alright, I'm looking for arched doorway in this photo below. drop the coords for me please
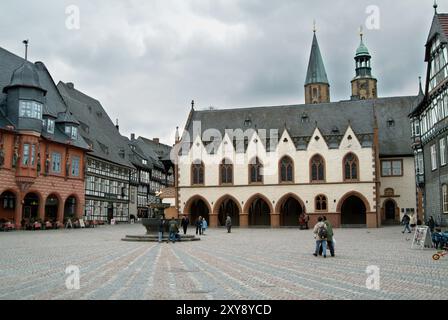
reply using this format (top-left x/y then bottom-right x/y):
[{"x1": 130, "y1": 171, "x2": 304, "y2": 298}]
[
  {"x1": 217, "y1": 197, "x2": 240, "y2": 227},
  {"x1": 23, "y1": 193, "x2": 40, "y2": 221},
  {"x1": 0, "y1": 191, "x2": 16, "y2": 221},
  {"x1": 340, "y1": 195, "x2": 367, "y2": 226},
  {"x1": 279, "y1": 197, "x2": 303, "y2": 227},
  {"x1": 64, "y1": 196, "x2": 77, "y2": 220},
  {"x1": 188, "y1": 198, "x2": 210, "y2": 226},
  {"x1": 248, "y1": 197, "x2": 271, "y2": 226},
  {"x1": 45, "y1": 194, "x2": 59, "y2": 221},
  {"x1": 385, "y1": 200, "x2": 396, "y2": 221}
]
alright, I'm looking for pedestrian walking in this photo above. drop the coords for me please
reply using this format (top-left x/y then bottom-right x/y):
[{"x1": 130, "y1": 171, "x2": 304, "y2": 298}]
[
  {"x1": 158, "y1": 218, "x2": 166, "y2": 243},
  {"x1": 305, "y1": 213, "x2": 310, "y2": 230},
  {"x1": 225, "y1": 215, "x2": 232, "y2": 233},
  {"x1": 401, "y1": 213, "x2": 412, "y2": 234},
  {"x1": 313, "y1": 217, "x2": 328, "y2": 258},
  {"x1": 202, "y1": 218, "x2": 208, "y2": 235},
  {"x1": 181, "y1": 215, "x2": 190, "y2": 235},
  {"x1": 427, "y1": 216, "x2": 436, "y2": 233},
  {"x1": 168, "y1": 217, "x2": 179, "y2": 243},
  {"x1": 196, "y1": 216, "x2": 203, "y2": 235}
]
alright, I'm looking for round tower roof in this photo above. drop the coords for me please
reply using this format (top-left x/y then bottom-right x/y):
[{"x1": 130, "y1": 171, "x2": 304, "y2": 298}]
[
  {"x1": 356, "y1": 40, "x2": 371, "y2": 57},
  {"x1": 3, "y1": 62, "x2": 46, "y2": 93}
]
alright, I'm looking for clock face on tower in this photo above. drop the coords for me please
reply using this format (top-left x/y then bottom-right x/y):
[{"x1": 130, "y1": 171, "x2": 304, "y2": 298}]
[{"x1": 359, "y1": 81, "x2": 368, "y2": 90}]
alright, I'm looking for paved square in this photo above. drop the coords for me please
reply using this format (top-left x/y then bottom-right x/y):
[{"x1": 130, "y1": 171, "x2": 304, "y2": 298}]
[{"x1": 0, "y1": 225, "x2": 447, "y2": 300}]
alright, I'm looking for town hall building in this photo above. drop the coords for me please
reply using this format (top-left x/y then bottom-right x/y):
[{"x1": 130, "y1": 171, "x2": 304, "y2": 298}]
[{"x1": 173, "y1": 29, "x2": 420, "y2": 229}]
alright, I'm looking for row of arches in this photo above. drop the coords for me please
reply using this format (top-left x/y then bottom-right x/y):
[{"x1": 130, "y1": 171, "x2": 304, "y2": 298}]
[
  {"x1": 184, "y1": 192, "x2": 369, "y2": 227},
  {"x1": 191, "y1": 153, "x2": 359, "y2": 185},
  {"x1": 0, "y1": 190, "x2": 79, "y2": 223}
]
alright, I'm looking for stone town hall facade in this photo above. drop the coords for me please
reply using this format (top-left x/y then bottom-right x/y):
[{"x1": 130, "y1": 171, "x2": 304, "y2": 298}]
[{"x1": 174, "y1": 30, "x2": 420, "y2": 229}]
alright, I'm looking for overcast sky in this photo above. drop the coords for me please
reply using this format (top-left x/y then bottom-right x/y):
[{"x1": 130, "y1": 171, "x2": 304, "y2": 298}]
[{"x1": 0, "y1": 0, "x2": 442, "y2": 145}]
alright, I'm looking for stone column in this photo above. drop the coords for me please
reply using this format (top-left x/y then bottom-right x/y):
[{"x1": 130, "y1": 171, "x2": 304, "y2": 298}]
[
  {"x1": 271, "y1": 213, "x2": 280, "y2": 228},
  {"x1": 209, "y1": 213, "x2": 218, "y2": 228},
  {"x1": 14, "y1": 196, "x2": 23, "y2": 230},
  {"x1": 57, "y1": 200, "x2": 64, "y2": 223},
  {"x1": 39, "y1": 199, "x2": 45, "y2": 221},
  {"x1": 366, "y1": 212, "x2": 377, "y2": 228},
  {"x1": 240, "y1": 213, "x2": 249, "y2": 228}
]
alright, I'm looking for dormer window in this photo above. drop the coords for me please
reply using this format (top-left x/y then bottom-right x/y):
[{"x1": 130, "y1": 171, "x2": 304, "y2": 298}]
[
  {"x1": 387, "y1": 118, "x2": 395, "y2": 127},
  {"x1": 301, "y1": 113, "x2": 309, "y2": 123},
  {"x1": 46, "y1": 119, "x2": 55, "y2": 134},
  {"x1": 19, "y1": 100, "x2": 42, "y2": 120},
  {"x1": 142, "y1": 159, "x2": 148, "y2": 165},
  {"x1": 65, "y1": 125, "x2": 78, "y2": 140}
]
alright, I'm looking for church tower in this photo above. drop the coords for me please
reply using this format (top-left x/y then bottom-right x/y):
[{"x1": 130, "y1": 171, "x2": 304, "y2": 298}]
[
  {"x1": 304, "y1": 27, "x2": 330, "y2": 104},
  {"x1": 351, "y1": 29, "x2": 378, "y2": 100}
]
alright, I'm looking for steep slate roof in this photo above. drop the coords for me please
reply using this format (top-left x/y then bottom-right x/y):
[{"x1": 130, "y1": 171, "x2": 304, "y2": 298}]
[
  {"x1": 133, "y1": 137, "x2": 169, "y2": 169},
  {"x1": 426, "y1": 13, "x2": 448, "y2": 61},
  {"x1": 57, "y1": 81, "x2": 134, "y2": 168},
  {"x1": 0, "y1": 47, "x2": 89, "y2": 150},
  {"x1": 184, "y1": 96, "x2": 418, "y2": 156},
  {"x1": 305, "y1": 33, "x2": 329, "y2": 85}
]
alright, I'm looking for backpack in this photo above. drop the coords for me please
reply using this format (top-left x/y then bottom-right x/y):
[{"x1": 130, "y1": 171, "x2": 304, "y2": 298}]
[{"x1": 318, "y1": 226, "x2": 328, "y2": 239}]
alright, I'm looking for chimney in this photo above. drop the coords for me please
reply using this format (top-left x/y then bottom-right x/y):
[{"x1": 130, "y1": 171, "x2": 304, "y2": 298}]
[
  {"x1": 153, "y1": 138, "x2": 160, "y2": 144},
  {"x1": 115, "y1": 119, "x2": 119, "y2": 131},
  {"x1": 67, "y1": 82, "x2": 74, "y2": 89},
  {"x1": 131, "y1": 133, "x2": 135, "y2": 141}
]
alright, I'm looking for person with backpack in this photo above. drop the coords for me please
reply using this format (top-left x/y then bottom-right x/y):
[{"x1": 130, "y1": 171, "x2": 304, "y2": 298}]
[
  {"x1": 319, "y1": 216, "x2": 335, "y2": 257},
  {"x1": 427, "y1": 216, "x2": 436, "y2": 233},
  {"x1": 313, "y1": 216, "x2": 328, "y2": 258},
  {"x1": 401, "y1": 214, "x2": 411, "y2": 234},
  {"x1": 168, "y1": 217, "x2": 179, "y2": 243}
]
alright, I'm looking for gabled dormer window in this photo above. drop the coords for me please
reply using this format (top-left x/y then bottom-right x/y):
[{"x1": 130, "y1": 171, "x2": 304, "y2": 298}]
[
  {"x1": 142, "y1": 159, "x2": 148, "y2": 165},
  {"x1": 19, "y1": 100, "x2": 42, "y2": 120}
]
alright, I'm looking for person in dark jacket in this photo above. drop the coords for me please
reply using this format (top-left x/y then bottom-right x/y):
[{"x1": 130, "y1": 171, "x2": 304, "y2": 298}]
[
  {"x1": 401, "y1": 214, "x2": 411, "y2": 234},
  {"x1": 168, "y1": 218, "x2": 179, "y2": 243},
  {"x1": 181, "y1": 215, "x2": 190, "y2": 235},
  {"x1": 427, "y1": 216, "x2": 436, "y2": 233},
  {"x1": 158, "y1": 218, "x2": 166, "y2": 243},
  {"x1": 196, "y1": 216, "x2": 203, "y2": 235},
  {"x1": 319, "y1": 217, "x2": 335, "y2": 257},
  {"x1": 225, "y1": 215, "x2": 232, "y2": 233}
]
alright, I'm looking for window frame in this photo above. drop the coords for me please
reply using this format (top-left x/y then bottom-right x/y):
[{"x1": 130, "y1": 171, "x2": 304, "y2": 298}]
[
  {"x1": 279, "y1": 156, "x2": 294, "y2": 184},
  {"x1": 219, "y1": 159, "x2": 234, "y2": 185},
  {"x1": 381, "y1": 159, "x2": 404, "y2": 177},
  {"x1": 431, "y1": 145, "x2": 438, "y2": 171},
  {"x1": 310, "y1": 154, "x2": 326, "y2": 183},
  {"x1": 343, "y1": 153, "x2": 359, "y2": 182},
  {"x1": 191, "y1": 161, "x2": 205, "y2": 186},
  {"x1": 440, "y1": 138, "x2": 447, "y2": 166},
  {"x1": 51, "y1": 152, "x2": 62, "y2": 174},
  {"x1": 443, "y1": 184, "x2": 448, "y2": 214},
  {"x1": 315, "y1": 194, "x2": 328, "y2": 212},
  {"x1": 249, "y1": 158, "x2": 264, "y2": 184}
]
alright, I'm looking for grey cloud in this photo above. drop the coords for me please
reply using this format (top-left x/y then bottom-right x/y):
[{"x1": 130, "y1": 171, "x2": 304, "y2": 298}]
[{"x1": 0, "y1": 0, "x2": 441, "y2": 144}]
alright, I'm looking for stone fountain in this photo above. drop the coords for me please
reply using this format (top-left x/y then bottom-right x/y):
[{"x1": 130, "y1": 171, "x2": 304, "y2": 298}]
[{"x1": 122, "y1": 203, "x2": 200, "y2": 242}]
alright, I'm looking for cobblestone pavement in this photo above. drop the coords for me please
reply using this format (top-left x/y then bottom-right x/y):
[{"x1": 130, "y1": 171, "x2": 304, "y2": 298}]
[{"x1": 0, "y1": 225, "x2": 447, "y2": 300}]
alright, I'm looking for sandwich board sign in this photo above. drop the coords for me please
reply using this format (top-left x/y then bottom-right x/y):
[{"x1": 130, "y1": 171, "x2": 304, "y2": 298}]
[{"x1": 411, "y1": 226, "x2": 432, "y2": 249}]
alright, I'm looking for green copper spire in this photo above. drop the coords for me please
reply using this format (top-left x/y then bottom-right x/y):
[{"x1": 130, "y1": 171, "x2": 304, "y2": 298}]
[
  {"x1": 356, "y1": 27, "x2": 371, "y2": 57},
  {"x1": 305, "y1": 32, "x2": 329, "y2": 85}
]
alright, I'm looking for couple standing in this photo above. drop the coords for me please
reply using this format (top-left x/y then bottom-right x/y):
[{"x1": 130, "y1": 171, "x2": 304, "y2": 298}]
[{"x1": 313, "y1": 216, "x2": 335, "y2": 258}]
